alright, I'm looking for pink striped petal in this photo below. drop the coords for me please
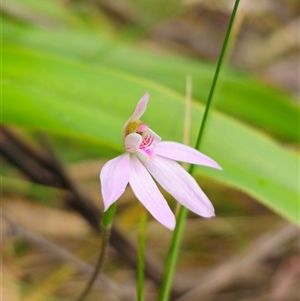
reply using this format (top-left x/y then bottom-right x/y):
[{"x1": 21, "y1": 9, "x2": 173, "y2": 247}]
[
  {"x1": 144, "y1": 156, "x2": 215, "y2": 218},
  {"x1": 129, "y1": 155, "x2": 175, "y2": 230},
  {"x1": 100, "y1": 153, "x2": 130, "y2": 211},
  {"x1": 155, "y1": 141, "x2": 221, "y2": 169}
]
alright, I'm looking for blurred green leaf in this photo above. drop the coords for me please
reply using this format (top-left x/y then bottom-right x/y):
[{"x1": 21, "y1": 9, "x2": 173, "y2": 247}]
[
  {"x1": 2, "y1": 0, "x2": 79, "y2": 26},
  {"x1": 3, "y1": 17, "x2": 298, "y2": 143},
  {"x1": 2, "y1": 45, "x2": 298, "y2": 224},
  {"x1": 100, "y1": 49, "x2": 299, "y2": 143},
  {"x1": 2, "y1": 176, "x2": 61, "y2": 206}
]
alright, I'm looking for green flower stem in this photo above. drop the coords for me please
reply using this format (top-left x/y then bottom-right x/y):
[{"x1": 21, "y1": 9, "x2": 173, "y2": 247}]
[
  {"x1": 102, "y1": 202, "x2": 118, "y2": 229},
  {"x1": 76, "y1": 202, "x2": 117, "y2": 301},
  {"x1": 137, "y1": 208, "x2": 148, "y2": 301},
  {"x1": 158, "y1": 1, "x2": 241, "y2": 301},
  {"x1": 195, "y1": 0, "x2": 241, "y2": 151}
]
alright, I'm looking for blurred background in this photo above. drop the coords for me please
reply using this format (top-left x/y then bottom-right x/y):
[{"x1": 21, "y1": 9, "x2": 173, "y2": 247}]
[{"x1": 2, "y1": 0, "x2": 299, "y2": 301}]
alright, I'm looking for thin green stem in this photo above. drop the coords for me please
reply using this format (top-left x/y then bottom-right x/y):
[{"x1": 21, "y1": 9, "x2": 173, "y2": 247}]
[
  {"x1": 158, "y1": 1, "x2": 241, "y2": 301},
  {"x1": 194, "y1": 1, "x2": 241, "y2": 153},
  {"x1": 137, "y1": 209, "x2": 147, "y2": 301},
  {"x1": 76, "y1": 203, "x2": 117, "y2": 301}
]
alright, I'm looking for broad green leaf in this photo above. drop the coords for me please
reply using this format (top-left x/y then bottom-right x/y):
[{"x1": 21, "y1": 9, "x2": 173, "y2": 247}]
[
  {"x1": 100, "y1": 49, "x2": 298, "y2": 143},
  {"x1": 2, "y1": 18, "x2": 298, "y2": 143},
  {"x1": 2, "y1": 46, "x2": 299, "y2": 224}
]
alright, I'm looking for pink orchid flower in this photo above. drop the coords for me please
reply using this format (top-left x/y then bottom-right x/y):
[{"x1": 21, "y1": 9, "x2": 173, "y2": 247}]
[{"x1": 100, "y1": 93, "x2": 221, "y2": 230}]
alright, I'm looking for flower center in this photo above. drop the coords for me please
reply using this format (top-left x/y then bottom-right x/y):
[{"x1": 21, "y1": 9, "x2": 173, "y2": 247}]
[
  {"x1": 125, "y1": 121, "x2": 148, "y2": 137},
  {"x1": 124, "y1": 122, "x2": 161, "y2": 162}
]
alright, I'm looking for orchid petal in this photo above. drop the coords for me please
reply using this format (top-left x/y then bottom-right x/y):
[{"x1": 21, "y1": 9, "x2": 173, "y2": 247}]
[
  {"x1": 144, "y1": 156, "x2": 215, "y2": 218},
  {"x1": 123, "y1": 93, "x2": 149, "y2": 132},
  {"x1": 100, "y1": 153, "x2": 130, "y2": 211},
  {"x1": 155, "y1": 141, "x2": 222, "y2": 170},
  {"x1": 129, "y1": 92, "x2": 149, "y2": 121},
  {"x1": 129, "y1": 155, "x2": 175, "y2": 230}
]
